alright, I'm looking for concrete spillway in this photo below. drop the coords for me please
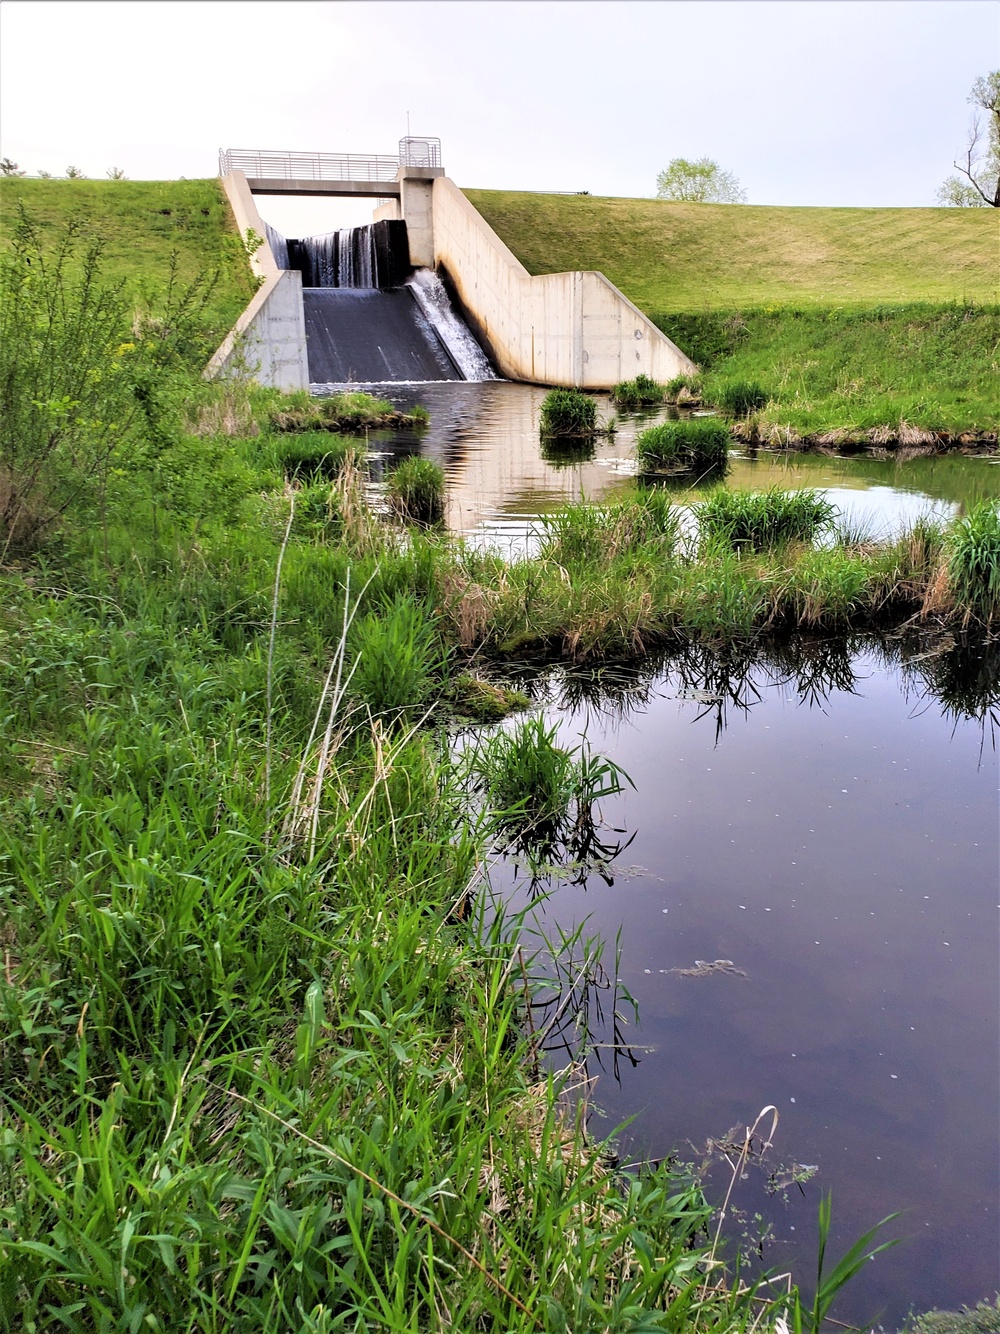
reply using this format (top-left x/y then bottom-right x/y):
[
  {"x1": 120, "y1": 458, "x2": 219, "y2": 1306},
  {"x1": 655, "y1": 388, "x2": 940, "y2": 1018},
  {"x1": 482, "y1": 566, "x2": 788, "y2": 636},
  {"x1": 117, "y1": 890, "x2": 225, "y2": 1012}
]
[
  {"x1": 276, "y1": 218, "x2": 495, "y2": 384},
  {"x1": 302, "y1": 287, "x2": 463, "y2": 383}
]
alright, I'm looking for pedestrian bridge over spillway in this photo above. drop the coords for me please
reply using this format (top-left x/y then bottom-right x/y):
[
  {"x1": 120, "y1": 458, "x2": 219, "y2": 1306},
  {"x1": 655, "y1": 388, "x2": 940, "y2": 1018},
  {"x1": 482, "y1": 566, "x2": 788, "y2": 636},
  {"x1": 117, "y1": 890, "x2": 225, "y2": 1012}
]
[
  {"x1": 209, "y1": 140, "x2": 695, "y2": 391},
  {"x1": 218, "y1": 139, "x2": 443, "y2": 198}
]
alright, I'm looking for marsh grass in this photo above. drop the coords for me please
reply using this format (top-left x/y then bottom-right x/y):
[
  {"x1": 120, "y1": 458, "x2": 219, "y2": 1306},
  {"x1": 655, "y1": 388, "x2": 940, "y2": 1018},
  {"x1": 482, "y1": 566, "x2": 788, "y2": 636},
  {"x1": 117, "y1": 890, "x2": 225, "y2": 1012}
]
[
  {"x1": 636, "y1": 419, "x2": 730, "y2": 474},
  {"x1": 611, "y1": 374, "x2": 664, "y2": 409},
  {"x1": 695, "y1": 488, "x2": 836, "y2": 552},
  {"x1": 385, "y1": 455, "x2": 445, "y2": 525},
  {"x1": 540, "y1": 388, "x2": 598, "y2": 437},
  {"x1": 277, "y1": 432, "x2": 362, "y2": 481},
  {"x1": 267, "y1": 389, "x2": 429, "y2": 434},
  {"x1": 946, "y1": 501, "x2": 1000, "y2": 623}
]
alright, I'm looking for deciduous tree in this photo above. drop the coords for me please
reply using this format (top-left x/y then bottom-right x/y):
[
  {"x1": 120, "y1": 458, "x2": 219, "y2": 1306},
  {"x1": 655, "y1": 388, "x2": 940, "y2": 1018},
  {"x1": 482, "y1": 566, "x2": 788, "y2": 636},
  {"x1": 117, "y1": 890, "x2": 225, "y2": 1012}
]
[
  {"x1": 656, "y1": 157, "x2": 746, "y2": 203},
  {"x1": 937, "y1": 71, "x2": 1000, "y2": 207}
]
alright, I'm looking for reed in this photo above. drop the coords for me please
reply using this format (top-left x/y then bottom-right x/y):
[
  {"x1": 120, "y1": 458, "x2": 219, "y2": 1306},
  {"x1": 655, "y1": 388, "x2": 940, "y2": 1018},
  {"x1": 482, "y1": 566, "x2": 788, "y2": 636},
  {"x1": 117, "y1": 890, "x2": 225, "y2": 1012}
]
[
  {"x1": 385, "y1": 455, "x2": 446, "y2": 526},
  {"x1": 539, "y1": 388, "x2": 598, "y2": 437},
  {"x1": 635, "y1": 418, "x2": 730, "y2": 473}
]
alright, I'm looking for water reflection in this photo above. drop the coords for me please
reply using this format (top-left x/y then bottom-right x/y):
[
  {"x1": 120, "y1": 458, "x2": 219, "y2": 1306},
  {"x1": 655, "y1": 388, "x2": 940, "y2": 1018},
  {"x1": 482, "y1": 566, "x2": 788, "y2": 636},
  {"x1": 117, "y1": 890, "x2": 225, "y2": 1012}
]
[
  {"x1": 483, "y1": 633, "x2": 1000, "y2": 1323},
  {"x1": 318, "y1": 381, "x2": 1000, "y2": 545}
]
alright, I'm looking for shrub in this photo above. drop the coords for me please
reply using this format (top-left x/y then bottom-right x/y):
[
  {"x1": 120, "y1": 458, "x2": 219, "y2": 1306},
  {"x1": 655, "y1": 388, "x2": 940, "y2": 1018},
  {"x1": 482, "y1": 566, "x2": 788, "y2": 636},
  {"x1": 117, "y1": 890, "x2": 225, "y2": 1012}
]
[
  {"x1": 386, "y1": 456, "x2": 445, "y2": 525},
  {"x1": 611, "y1": 374, "x2": 664, "y2": 408},
  {"x1": 948, "y1": 501, "x2": 1000, "y2": 619},
  {"x1": 539, "y1": 388, "x2": 598, "y2": 437},
  {"x1": 696, "y1": 487, "x2": 836, "y2": 551},
  {"x1": 715, "y1": 379, "x2": 769, "y2": 417},
  {"x1": 636, "y1": 419, "x2": 730, "y2": 473}
]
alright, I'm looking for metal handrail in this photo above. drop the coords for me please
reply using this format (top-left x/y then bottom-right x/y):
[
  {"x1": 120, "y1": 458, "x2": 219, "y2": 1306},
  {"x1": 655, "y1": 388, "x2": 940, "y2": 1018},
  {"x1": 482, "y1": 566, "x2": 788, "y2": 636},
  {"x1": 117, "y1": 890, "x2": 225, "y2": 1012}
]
[{"x1": 218, "y1": 148, "x2": 403, "y2": 182}]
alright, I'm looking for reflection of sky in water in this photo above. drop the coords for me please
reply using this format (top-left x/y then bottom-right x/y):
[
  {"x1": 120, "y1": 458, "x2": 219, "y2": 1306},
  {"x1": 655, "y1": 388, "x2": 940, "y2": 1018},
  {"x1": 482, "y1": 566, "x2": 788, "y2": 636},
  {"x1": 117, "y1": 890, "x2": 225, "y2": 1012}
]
[
  {"x1": 484, "y1": 645, "x2": 999, "y2": 1325},
  {"x1": 336, "y1": 381, "x2": 995, "y2": 554}
]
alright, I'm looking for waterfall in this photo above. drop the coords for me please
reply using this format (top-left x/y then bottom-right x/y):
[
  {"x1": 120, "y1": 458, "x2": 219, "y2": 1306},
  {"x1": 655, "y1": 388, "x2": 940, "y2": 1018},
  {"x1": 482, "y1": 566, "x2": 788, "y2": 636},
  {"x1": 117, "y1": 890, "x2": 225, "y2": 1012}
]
[
  {"x1": 284, "y1": 219, "x2": 410, "y2": 289},
  {"x1": 263, "y1": 221, "x2": 288, "y2": 270},
  {"x1": 404, "y1": 270, "x2": 497, "y2": 382}
]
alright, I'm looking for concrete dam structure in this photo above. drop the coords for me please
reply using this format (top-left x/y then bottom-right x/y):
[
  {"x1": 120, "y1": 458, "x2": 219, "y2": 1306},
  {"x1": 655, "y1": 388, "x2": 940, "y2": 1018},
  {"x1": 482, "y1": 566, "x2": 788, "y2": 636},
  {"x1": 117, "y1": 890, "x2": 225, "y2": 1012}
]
[{"x1": 207, "y1": 141, "x2": 695, "y2": 391}]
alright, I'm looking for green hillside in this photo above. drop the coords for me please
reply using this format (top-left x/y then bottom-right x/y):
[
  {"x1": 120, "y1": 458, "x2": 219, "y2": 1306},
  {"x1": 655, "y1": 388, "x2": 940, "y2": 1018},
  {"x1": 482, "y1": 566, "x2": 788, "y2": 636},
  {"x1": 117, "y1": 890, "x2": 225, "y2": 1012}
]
[
  {"x1": 0, "y1": 178, "x2": 256, "y2": 354},
  {"x1": 463, "y1": 191, "x2": 999, "y2": 311}
]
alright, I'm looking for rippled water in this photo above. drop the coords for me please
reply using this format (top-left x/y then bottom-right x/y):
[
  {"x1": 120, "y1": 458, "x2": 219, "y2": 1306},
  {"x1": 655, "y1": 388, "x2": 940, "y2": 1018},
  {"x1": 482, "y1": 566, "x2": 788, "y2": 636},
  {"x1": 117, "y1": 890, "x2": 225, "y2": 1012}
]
[
  {"x1": 481, "y1": 640, "x2": 999, "y2": 1324},
  {"x1": 316, "y1": 380, "x2": 1000, "y2": 551}
]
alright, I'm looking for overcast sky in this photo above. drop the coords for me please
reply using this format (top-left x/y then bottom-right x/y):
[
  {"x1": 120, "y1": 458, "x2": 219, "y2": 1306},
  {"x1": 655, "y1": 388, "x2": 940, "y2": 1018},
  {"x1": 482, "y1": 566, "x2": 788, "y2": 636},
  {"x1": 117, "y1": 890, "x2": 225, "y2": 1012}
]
[{"x1": 2, "y1": 0, "x2": 998, "y2": 233}]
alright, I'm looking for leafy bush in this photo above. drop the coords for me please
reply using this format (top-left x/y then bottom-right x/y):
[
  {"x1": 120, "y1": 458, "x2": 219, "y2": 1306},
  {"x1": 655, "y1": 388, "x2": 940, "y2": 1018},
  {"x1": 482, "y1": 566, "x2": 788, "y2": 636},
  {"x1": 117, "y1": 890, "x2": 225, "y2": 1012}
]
[
  {"x1": 611, "y1": 374, "x2": 664, "y2": 409},
  {"x1": 386, "y1": 456, "x2": 445, "y2": 525},
  {"x1": 715, "y1": 379, "x2": 769, "y2": 417},
  {"x1": 696, "y1": 487, "x2": 836, "y2": 551},
  {"x1": 636, "y1": 419, "x2": 730, "y2": 472},
  {"x1": 539, "y1": 388, "x2": 598, "y2": 437}
]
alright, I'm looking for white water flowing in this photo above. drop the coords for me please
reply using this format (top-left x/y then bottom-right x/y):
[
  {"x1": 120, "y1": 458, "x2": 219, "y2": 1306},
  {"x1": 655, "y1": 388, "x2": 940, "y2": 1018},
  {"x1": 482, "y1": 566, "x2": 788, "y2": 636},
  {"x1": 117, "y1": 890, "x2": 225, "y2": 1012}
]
[{"x1": 404, "y1": 269, "x2": 497, "y2": 382}]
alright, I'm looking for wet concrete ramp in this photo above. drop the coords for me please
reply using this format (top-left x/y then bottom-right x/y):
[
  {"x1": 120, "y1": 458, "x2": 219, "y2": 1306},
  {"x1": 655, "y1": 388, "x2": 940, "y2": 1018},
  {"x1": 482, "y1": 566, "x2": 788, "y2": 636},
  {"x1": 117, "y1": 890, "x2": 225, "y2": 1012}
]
[{"x1": 303, "y1": 288, "x2": 461, "y2": 383}]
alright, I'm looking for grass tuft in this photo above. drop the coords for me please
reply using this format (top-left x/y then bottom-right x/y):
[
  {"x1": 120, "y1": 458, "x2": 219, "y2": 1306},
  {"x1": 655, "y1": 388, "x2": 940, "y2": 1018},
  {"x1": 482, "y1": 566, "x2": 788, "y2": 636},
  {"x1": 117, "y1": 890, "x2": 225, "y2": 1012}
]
[
  {"x1": 636, "y1": 419, "x2": 730, "y2": 473},
  {"x1": 611, "y1": 373, "x2": 664, "y2": 409},
  {"x1": 696, "y1": 487, "x2": 836, "y2": 551},
  {"x1": 540, "y1": 388, "x2": 598, "y2": 437},
  {"x1": 947, "y1": 501, "x2": 1000, "y2": 622},
  {"x1": 386, "y1": 456, "x2": 445, "y2": 525},
  {"x1": 714, "y1": 379, "x2": 769, "y2": 417}
]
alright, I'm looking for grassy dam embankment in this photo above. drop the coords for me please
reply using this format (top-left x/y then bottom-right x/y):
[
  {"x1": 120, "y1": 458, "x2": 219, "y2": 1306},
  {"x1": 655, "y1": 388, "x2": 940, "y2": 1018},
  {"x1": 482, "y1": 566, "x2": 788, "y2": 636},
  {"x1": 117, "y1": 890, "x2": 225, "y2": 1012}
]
[{"x1": 465, "y1": 191, "x2": 1000, "y2": 440}]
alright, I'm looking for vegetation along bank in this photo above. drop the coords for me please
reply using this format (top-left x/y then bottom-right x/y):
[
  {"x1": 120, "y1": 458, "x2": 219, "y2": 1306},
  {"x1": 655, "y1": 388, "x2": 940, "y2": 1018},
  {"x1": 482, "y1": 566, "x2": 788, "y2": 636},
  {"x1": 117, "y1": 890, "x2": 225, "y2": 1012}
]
[
  {"x1": 2, "y1": 185, "x2": 998, "y2": 1330},
  {"x1": 466, "y1": 191, "x2": 999, "y2": 445}
]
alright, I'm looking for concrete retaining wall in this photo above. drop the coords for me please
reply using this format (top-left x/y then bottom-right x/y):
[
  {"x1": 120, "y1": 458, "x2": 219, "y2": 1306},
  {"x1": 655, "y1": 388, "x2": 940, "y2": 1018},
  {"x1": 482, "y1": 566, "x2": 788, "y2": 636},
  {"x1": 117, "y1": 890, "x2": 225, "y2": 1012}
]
[
  {"x1": 205, "y1": 172, "x2": 309, "y2": 391},
  {"x1": 430, "y1": 178, "x2": 696, "y2": 388}
]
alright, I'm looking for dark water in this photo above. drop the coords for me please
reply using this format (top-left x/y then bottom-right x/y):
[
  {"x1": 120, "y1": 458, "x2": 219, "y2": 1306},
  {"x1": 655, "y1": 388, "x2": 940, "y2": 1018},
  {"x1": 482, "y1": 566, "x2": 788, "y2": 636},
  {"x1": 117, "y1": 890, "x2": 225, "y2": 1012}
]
[
  {"x1": 316, "y1": 381, "x2": 1000, "y2": 541},
  {"x1": 481, "y1": 639, "x2": 1000, "y2": 1325},
  {"x1": 303, "y1": 289, "x2": 462, "y2": 383}
]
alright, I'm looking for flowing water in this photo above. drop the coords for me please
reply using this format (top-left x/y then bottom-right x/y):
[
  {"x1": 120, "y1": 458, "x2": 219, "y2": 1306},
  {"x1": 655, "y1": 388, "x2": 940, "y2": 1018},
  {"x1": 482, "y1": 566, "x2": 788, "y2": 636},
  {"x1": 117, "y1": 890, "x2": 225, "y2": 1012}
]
[{"x1": 319, "y1": 379, "x2": 999, "y2": 1319}]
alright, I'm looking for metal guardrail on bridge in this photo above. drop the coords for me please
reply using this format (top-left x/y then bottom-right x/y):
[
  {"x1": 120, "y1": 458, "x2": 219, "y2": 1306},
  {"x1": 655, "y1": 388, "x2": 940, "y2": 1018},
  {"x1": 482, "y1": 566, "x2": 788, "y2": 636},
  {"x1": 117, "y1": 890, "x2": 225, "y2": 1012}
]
[{"x1": 219, "y1": 139, "x2": 442, "y2": 182}]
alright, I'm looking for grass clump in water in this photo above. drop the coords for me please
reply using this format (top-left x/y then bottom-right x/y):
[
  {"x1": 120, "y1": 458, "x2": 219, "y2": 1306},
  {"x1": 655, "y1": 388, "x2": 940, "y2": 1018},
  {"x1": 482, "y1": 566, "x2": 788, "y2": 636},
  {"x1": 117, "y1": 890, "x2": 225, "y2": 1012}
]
[
  {"x1": 540, "y1": 489, "x2": 679, "y2": 565},
  {"x1": 611, "y1": 373, "x2": 664, "y2": 409},
  {"x1": 664, "y1": 373, "x2": 703, "y2": 405},
  {"x1": 714, "y1": 379, "x2": 769, "y2": 417},
  {"x1": 540, "y1": 388, "x2": 598, "y2": 437},
  {"x1": 636, "y1": 418, "x2": 730, "y2": 473},
  {"x1": 946, "y1": 501, "x2": 1000, "y2": 622},
  {"x1": 386, "y1": 455, "x2": 445, "y2": 525},
  {"x1": 267, "y1": 389, "x2": 429, "y2": 434},
  {"x1": 696, "y1": 487, "x2": 836, "y2": 551}
]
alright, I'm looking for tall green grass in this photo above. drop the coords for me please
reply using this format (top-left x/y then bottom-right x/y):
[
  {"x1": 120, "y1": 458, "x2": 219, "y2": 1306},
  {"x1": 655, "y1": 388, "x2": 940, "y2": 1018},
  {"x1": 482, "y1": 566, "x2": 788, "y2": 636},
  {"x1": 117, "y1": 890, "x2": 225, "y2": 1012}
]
[
  {"x1": 385, "y1": 456, "x2": 445, "y2": 526},
  {"x1": 539, "y1": 388, "x2": 598, "y2": 437},
  {"x1": 947, "y1": 501, "x2": 1000, "y2": 621},
  {"x1": 696, "y1": 487, "x2": 836, "y2": 551},
  {"x1": 636, "y1": 419, "x2": 730, "y2": 474}
]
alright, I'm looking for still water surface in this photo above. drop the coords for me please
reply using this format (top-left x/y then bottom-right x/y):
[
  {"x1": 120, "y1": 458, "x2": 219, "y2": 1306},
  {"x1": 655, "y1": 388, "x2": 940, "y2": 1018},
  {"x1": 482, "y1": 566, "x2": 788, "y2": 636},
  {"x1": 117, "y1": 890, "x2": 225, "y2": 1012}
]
[
  {"x1": 320, "y1": 380, "x2": 1000, "y2": 546},
  {"x1": 325, "y1": 381, "x2": 1000, "y2": 1319},
  {"x1": 485, "y1": 642, "x2": 999, "y2": 1325}
]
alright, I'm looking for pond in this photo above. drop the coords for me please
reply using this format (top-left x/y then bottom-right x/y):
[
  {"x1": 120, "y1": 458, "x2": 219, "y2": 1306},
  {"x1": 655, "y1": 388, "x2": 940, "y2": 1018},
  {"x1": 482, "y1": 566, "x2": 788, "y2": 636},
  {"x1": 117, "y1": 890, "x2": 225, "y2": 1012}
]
[
  {"x1": 480, "y1": 638, "x2": 999, "y2": 1326},
  {"x1": 321, "y1": 378, "x2": 999, "y2": 1319},
  {"x1": 317, "y1": 380, "x2": 1000, "y2": 549}
]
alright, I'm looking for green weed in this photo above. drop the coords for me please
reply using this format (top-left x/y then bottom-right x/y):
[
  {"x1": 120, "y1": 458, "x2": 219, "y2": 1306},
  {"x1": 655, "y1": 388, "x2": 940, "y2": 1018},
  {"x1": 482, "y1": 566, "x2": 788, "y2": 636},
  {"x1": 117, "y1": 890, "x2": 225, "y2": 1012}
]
[
  {"x1": 540, "y1": 388, "x2": 598, "y2": 437},
  {"x1": 611, "y1": 373, "x2": 664, "y2": 409},
  {"x1": 715, "y1": 379, "x2": 769, "y2": 417},
  {"x1": 947, "y1": 501, "x2": 1000, "y2": 621},
  {"x1": 636, "y1": 419, "x2": 731, "y2": 473}
]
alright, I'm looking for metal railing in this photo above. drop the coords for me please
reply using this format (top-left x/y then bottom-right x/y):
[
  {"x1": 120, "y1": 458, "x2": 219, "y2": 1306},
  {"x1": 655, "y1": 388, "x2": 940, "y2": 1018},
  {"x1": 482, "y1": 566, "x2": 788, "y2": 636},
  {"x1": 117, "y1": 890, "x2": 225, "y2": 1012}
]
[
  {"x1": 219, "y1": 139, "x2": 443, "y2": 182},
  {"x1": 219, "y1": 148, "x2": 403, "y2": 182}
]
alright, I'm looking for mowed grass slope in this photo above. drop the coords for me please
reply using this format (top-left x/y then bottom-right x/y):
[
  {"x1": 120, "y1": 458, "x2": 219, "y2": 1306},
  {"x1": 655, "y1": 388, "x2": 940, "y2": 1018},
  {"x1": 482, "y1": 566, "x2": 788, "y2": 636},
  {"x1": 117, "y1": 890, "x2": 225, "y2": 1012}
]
[
  {"x1": 462, "y1": 191, "x2": 1000, "y2": 310},
  {"x1": 0, "y1": 177, "x2": 256, "y2": 350}
]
